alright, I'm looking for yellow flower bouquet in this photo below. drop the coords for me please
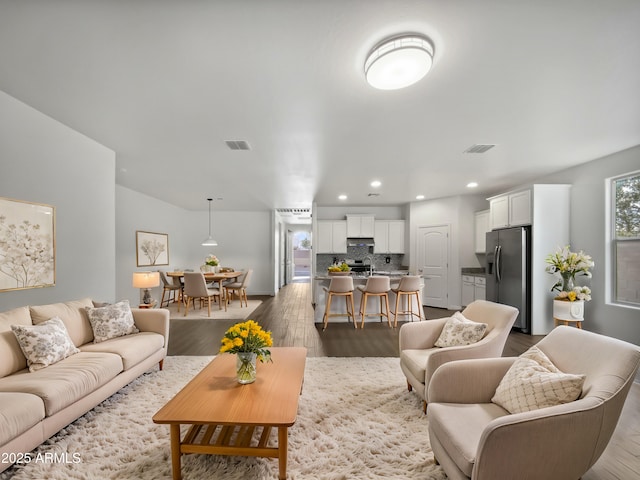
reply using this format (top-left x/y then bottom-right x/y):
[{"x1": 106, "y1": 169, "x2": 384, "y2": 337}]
[{"x1": 219, "y1": 320, "x2": 273, "y2": 383}]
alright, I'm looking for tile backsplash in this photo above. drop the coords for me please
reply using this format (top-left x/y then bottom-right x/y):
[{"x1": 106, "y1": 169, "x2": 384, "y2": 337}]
[{"x1": 317, "y1": 245, "x2": 405, "y2": 274}]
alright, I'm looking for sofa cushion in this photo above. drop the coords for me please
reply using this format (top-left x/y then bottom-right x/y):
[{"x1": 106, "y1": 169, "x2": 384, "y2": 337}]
[
  {"x1": 492, "y1": 345, "x2": 586, "y2": 414},
  {"x1": 0, "y1": 352, "x2": 123, "y2": 416},
  {"x1": 0, "y1": 392, "x2": 45, "y2": 446},
  {"x1": 428, "y1": 402, "x2": 510, "y2": 477},
  {"x1": 0, "y1": 306, "x2": 31, "y2": 378},
  {"x1": 80, "y1": 331, "x2": 164, "y2": 370},
  {"x1": 85, "y1": 300, "x2": 140, "y2": 343},
  {"x1": 29, "y1": 298, "x2": 94, "y2": 347},
  {"x1": 435, "y1": 312, "x2": 488, "y2": 347},
  {"x1": 11, "y1": 317, "x2": 80, "y2": 372},
  {"x1": 400, "y1": 348, "x2": 437, "y2": 384}
]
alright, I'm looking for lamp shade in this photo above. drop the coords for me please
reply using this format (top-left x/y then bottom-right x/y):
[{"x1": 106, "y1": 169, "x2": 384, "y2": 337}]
[
  {"x1": 365, "y1": 34, "x2": 434, "y2": 90},
  {"x1": 132, "y1": 272, "x2": 160, "y2": 289}
]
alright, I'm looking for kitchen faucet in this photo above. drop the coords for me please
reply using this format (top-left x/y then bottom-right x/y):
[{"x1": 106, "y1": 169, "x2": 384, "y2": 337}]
[{"x1": 364, "y1": 255, "x2": 374, "y2": 276}]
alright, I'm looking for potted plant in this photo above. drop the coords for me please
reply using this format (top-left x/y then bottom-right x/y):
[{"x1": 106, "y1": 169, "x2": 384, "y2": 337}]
[
  {"x1": 545, "y1": 246, "x2": 594, "y2": 321},
  {"x1": 202, "y1": 254, "x2": 220, "y2": 273}
]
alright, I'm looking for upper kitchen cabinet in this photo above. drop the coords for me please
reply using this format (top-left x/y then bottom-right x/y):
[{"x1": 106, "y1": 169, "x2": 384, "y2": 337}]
[
  {"x1": 346, "y1": 215, "x2": 375, "y2": 237},
  {"x1": 317, "y1": 220, "x2": 347, "y2": 253},
  {"x1": 474, "y1": 210, "x2": 490, "y2": 253},
  {"x1": 488, "y1": 189, "x2": 531, "y2": 230},
  {"x1": 374, "y1": 220, "x2": 405, "y2": 253}
]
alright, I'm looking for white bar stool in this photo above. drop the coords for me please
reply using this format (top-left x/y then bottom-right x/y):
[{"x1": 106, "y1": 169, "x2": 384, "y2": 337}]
[
  {"x1": 322, "y1": 276, "x2": 356, "y2": 330},
  {"x1": 390, "y1": 275, "x2": 423, "y2": 327},
  {"x1": 357, "y1": 275, "x2": 391, "y2": 329}
]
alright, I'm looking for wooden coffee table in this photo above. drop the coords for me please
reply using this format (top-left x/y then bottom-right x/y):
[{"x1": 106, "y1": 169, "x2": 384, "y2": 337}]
[{"x1": 153, "y1": 347, "x2": 307, "y2": 480}]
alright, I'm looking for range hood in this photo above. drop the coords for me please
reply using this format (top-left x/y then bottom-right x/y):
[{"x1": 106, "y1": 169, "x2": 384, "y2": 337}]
[{"x1": 347, "y1": 237, "x2": 375, "y2": 247}]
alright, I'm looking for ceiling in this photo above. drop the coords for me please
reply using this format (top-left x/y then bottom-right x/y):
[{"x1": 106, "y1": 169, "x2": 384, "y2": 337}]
[{"x1": 1, "y1": 1, "x2": 639, "y2": 214}]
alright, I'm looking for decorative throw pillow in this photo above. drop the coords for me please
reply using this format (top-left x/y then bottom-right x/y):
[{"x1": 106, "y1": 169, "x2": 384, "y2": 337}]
[
  {"x1": 492, "y1": 345, "x2": 586, "y2": 414},
  {"x1": 11, "y1": 317, "x2": 80, "y2": 372},
  {"x1": 434, "y1": 311, "x2": 488, "y2": 347},
  {"x1": 85, "y1": 300, "x2": 139, "y2": 344}
]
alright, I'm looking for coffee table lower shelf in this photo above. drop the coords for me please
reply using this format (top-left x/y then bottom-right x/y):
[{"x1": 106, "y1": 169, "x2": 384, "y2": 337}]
[{"x1": 170, "y1": 422, "x2": 288, "y2": 479}]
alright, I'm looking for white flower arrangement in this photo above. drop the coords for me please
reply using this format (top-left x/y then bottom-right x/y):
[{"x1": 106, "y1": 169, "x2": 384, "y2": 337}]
[{"x1": 205, "y1": 254, "x2": 219, "y2": 266}]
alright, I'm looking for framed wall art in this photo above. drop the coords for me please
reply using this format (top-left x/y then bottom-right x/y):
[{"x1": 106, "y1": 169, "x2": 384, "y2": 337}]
[
  {"x1": 0, "y1": 196, "x2": 56, "y2": 292},
  {"x1": 136, "y1": 231, "x2": 169, "y2": 267}
]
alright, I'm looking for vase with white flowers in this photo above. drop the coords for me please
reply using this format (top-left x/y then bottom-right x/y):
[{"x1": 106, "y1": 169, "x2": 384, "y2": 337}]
[
  {"x1": 201, "y1": 254, "x2": 220, "y2": 273},
  {"x1": 545, "y1": 245, "x2": 594, "y2": 322}
]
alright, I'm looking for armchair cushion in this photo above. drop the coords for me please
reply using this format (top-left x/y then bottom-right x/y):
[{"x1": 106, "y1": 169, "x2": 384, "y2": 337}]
[
  {"x1": 492, "y1": 345, "x2": 585, "y2": 414},
  {"x1": 434, "y1": 312, "x2": 488, "y2": 347}
]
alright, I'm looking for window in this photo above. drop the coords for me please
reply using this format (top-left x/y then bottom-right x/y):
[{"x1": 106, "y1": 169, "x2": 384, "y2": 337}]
[{"x1": 612, "y1": 172, "x2": 640, "y2": 306}]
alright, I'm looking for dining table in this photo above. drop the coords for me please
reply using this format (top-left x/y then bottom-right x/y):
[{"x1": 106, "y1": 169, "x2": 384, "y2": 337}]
[{"x1": 166, "y1": 271, "x2": 244, "y2": 308}]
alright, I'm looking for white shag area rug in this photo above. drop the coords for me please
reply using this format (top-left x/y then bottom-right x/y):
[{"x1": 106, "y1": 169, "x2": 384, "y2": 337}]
[
  {"x1": 1, "y1": 357, "x2": 446, "y2": 480},
  {"x1": 164, "y1": 299, "x2": 262, "y2": 320}
]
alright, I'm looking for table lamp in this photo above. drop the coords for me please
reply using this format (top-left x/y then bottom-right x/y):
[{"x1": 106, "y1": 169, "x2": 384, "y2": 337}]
[{"x1": 132, "y1": 272, "x2": 160, "y2": 304}]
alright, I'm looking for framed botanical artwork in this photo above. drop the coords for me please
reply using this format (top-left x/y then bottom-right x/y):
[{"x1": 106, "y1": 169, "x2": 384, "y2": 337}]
[
  {"x1": 136, "y1": 231, "x2": 169, "y2": 267},
  {"x1": 0, "y1": 196, "x2": 56, "y2": 292}
]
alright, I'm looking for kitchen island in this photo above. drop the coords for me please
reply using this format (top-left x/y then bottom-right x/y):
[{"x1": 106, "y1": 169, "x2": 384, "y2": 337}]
[{"x1": 313, "y1": 272, "x2": 424, "y2": 326}]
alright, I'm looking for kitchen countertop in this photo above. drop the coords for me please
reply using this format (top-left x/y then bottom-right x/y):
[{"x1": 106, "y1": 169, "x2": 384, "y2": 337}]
[{"x1": 461, "y1": 268, "x2": 485, "y2": 277}]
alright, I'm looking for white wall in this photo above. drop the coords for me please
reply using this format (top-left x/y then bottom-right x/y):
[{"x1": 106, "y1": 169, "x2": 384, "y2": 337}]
[
  {"x1": 534, "y1": 145, "x2": 640, "y2": 345},
  {"x1": 115, "y1": 187, "x2": 275, "y2": 303},
  {"x1": 0, "y1": 91, "x2": 116, "y2": 310},
  {"x1": 115, "y1": 186, "x2": 192, "y2": 304},
  {"x1": 408, "y1": 194, "x2": 488, "y2": 309}
]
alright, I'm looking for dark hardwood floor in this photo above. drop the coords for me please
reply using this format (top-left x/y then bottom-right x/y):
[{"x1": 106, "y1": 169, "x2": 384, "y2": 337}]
[{"x1": 167, "y1": 282, "x2": 639, "y2": 480}]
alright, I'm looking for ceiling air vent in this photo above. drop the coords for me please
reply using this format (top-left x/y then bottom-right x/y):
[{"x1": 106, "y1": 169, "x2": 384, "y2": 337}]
[
  {"x1": 368, "y1": 193, "x2": 381, "y2": 197},
  {"x1": 225, "y1": 140, "x2": 251, "y2": 151},
  {"x1": 464, "y1": 144, "x2": 496, "y2": 153},
  {"x1": 276, "y1": 208, "x2": 311, "y2": 217}
]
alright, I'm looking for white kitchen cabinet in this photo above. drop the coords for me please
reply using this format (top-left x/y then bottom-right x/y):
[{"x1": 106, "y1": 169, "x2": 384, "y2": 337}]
[
  {"x1": 462, "y1": 275, "x2": 475, "y2": 306},
  {"x1": 474, "y1": 276, "x2": 486, "y2": 301},
  {"x1": 489, "y1": 189, "x2": 531, "y2": 230},
  {"x1": 374, "y1": 220, "x2": 405, "y2": 253},
  {"x1": 346, "y1": 215, "x2": 375, "y2": 237},
  {"x1": 474, "y1": 210, "x2": 490, "y2": 253},
  {"x1": 462, "y1": 275, "x2": 486, "y2": 306},
  {"x1": 317, "y1": 221, "x2": 347, "y2": 253}
]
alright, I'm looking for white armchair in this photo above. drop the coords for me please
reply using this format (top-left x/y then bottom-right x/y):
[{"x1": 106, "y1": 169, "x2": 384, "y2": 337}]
[
  {"x1": 426, "y1": 326, "x2": 640, "y2": 480},
  {"x1": 399, "y1": 300, "x2": 519, "y2": 412}
]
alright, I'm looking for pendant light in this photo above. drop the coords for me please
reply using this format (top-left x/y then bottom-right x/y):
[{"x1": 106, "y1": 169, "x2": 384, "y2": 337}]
[{"x1": 201, "y1": 198, "x2": 218, "y2": 246}]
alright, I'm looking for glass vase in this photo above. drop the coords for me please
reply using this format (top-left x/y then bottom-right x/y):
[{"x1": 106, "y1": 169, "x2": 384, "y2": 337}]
[
  {"x1": 236, "y1": 352, "x2": 257, "y2": 384},
  {"x1": 561, "y1": 272, "x2": 575, "y2": 292}
]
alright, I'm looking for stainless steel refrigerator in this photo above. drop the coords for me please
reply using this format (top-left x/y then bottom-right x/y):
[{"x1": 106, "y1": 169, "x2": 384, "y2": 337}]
[{"x1": 485, "y1": 226, "x2": 531, "y2": 333}]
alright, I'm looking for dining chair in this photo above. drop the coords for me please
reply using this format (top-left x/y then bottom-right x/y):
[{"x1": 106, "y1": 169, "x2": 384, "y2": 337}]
[
  {"x1": 390, "y1": 275, "x2": 423, "y2": 326},
  {"x1": 356, "y1": 275, "x2": 392, "y2": 328},
  {"x1": 158, "y1": 270, "x2": 182, "y2": 310},
  {"x1": 182, "y1": 272, "x2": 221, "y2": 317},
  {"x1": 224, "y1": 269, "x2": 253, "y2": 309}
]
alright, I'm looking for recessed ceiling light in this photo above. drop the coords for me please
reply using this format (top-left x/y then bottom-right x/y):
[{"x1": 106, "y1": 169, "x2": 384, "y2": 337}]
[
  {"x1": 416, "y1": 195, "x2": 425, "y2": 200},
  {"x1": 364, "y1": 34, "x2": 434, "y2": 90},
  {"x1": 467, "y1": 182, "x2": 479, "y2": 188},
  {"x1": 338, "y1": 194, "x2": 347, "y2": 200},
  {"x1": 370, "y1": 180, "x2": 382, "y2": 188}
]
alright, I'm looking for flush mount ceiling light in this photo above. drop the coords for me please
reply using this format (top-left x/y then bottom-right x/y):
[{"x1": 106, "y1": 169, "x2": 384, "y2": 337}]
[
  {"x1": 364, "y1": 34, "x2": 434, "y2": 90},
  {"x1": 201, "y1": 198, "x2": 218, "y2": 246},
  {"x1": 370, "y1": 180, "x2": 382, "y2": 188}
]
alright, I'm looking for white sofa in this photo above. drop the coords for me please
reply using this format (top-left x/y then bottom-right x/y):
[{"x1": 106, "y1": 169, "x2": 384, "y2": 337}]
[{"x1": 0, "y1": 298, "x2": 169, "y2": 473}]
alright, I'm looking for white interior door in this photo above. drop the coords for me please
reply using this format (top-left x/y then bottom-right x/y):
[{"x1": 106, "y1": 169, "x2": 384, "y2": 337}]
[{"x1": 417, "y1": 225, "x2": 450, "y2": 308}]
